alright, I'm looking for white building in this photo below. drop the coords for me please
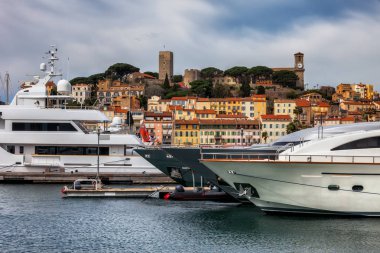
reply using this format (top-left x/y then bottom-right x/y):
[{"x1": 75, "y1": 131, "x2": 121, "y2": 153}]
[
  {"x1": 274, "y1": 99, "x2": 296, "y2": 120},
  {"x1": 260, "y1": 114, "x2": 292, "y2": 143},
  {"x1": 72, "y1": 83, "x2": 91, "y2": 104}
]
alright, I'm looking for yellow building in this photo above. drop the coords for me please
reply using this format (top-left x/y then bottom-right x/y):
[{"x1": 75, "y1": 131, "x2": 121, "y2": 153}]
[
  {"x1": 253, "y1": 95, "x2": 267, "y2": 119},
  {"x1": 173, "y1": 119, "x2": 200, "y2": 146},
  {"x1": 195, "y1": 109, "x2": 217, "y2": 119},
  {"x1": 274, "y1": 99, "x2": 296, "y2": 120},
  {"x1": 352, "y1": 83, "x2": 374, "y2": 100},
  {"x1": 199, "y1": 119, "x2": 261, "y2": 146},
  {"x1": 226, "y1": 98, "x2": 242, "y2": 115},
  {"x1": 209, "y1": 98, "x2": 227, "y2": 114}
]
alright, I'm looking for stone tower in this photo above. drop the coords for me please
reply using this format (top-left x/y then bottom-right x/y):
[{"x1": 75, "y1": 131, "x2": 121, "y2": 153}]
[
  {"x1": 183, "y1": 69, "x2": 201, "y2": 88},
  {"x1": 294, "y1": 52, "x2": 305, "y2": 90},
  {"x1": 159, "y1": 51, "x2": 173, "y2": 80}
]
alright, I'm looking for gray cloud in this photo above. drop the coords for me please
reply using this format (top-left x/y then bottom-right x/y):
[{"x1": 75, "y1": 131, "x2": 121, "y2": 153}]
[{"x1": 1, "y1": 0, "x2": 380, "y2": 100}]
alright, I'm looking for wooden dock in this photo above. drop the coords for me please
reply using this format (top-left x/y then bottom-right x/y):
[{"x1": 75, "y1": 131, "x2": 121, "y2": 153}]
[
  {"x1": 0, "y1": 172, "x2": 175, "y2": 184},
  {"x1": 61, "y1": 186, "x2": 204, "y2": 198}
]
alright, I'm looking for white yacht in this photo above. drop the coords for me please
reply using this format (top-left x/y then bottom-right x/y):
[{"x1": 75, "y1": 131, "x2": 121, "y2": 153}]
[
  {"x1": 201, "y1": 123, "x2": 380, "y2": 216},
  {"x1": 0, "y1": 47, "x2": 159, "y2": 175}
]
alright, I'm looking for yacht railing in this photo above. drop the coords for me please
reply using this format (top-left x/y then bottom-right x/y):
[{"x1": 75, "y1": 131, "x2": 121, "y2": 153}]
[
  {"x1": 200, "y1": 152, "x2": 380, "y2": 164},
  {"x1": 200, "y1": 152, "x2": 277, "y2": 161}
]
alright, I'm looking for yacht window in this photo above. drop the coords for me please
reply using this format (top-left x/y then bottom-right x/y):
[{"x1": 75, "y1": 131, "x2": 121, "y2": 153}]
[
  {"x1": 331, "y1": 137, "x2": 380, "y2": 151},
  {"x1": 12, "y1": 123, "x2": 77, "y2": 132},
  {"x1": 19, "y1": 146, "x2": 24, "y2": 154},
  {"x1": 35, "y1": 146, "x2": 109, "y2": 155},
  {"x1": 7, "y1": 146, "x2": 15, "y2": 154}
]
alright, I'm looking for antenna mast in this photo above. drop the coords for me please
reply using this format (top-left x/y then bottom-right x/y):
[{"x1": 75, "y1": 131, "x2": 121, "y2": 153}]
[{"x1": 5, "y1": 72, "x2": 9, "y2": 105}]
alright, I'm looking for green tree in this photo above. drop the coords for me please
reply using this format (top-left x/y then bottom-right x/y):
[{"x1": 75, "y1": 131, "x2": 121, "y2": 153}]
[
  {"x1": 164, "y1": 90, "x2": 191, "y2": 99},
  {"x1": 87, "y1": 73, "x2": 105, "y2": 84},
  {"x1": 144, "y1": 71, "x2": 159, "y2": 79},
  {"x1": 200, "y1": 67, "x2": 223, "y2": 79},
  {"x1": 138, "y1": 95, "x2": 147, "y2": 110},
  {"x1": 212, "y1": 83, "x2": 230, "y2": 98},
  {"x1": 189, "y1": 80, "x2": 212, "y2": 97},
  {"x1": 163, "y1": 73, "x2": 170, "y2": 90},
  {"x1": 286, "y1": 120, "x2": 302, "y2": 134},
  {"x1": 105, "y1": 63, "x2": 139, "y2": 80},
  {"x1": 293, "y1": 106, "x2": 303, "y2": 121},
  {"x1": 286, "y1": 90, "x2": 297, "y2": 99},
  {"x1": 261, "y1": 131, "x2": 268, "y2": 143},
  {"x1": 224, "y1": 66, "x2": 248, "y2": 78},
  {"x1": 240, "y1": 76, "x2": 251, "y2": 97},
  {"x1": 172, "y1": 75, "x2": 183, "y2": 83},
  {"x1": 256, "y1": 85, "x2": 266, "y2": 95},
  {"x1": 272, "y1": 70, "x2": 298, "y2": 88},
  {"x1": 70, "y1": 77, "x2": 89, "y2": 85},
  {"x1": 248, "y1": 66, "x2": 273, "y2": 81}
]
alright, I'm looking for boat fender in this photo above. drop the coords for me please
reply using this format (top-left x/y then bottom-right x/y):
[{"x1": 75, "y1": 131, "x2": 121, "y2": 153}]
[
  {"x1": 175, "y1": 185, "x2": 185, "y2": 192},
  {"x1": 61, "y1": 186, "x2": 68, "y2": 193}
]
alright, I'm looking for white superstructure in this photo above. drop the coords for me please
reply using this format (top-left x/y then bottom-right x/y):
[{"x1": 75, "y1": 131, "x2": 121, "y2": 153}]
[
  {"x1": 202, "y1": 123, "x2": 380, "y2": 216},
  {"x1": 1, "y1": 47, "x2": 159, "y2": 174}
]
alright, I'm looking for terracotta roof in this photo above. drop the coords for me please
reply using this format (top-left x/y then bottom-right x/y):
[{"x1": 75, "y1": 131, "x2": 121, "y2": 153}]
[
  {"x1": 171, "y1": 96, "x2": 197, "y2": 101},
  {"x1": 260, "y1": 114, "x2": 292, "y2": 121},
  {"x1": 195, "y1": 109, "x2": 216, "y2": 114},
  {"x1": 46, "y1": 81, "x2": 56, "y2": 87},
  {"x1": 199, "y1": 119, "x2": 259, "y2": 125},
  {"x1": 316, "y1": 102, "x2": 330, "y2": 107},
  {"x1": 144, "y1": 111, "x2": 172, "y2": 117},
  {"x1": 216, "y1": 114, "x2": 247, "y2": 119},
  {"x1": 274, "y1": 99, "x2": 296, "y2": 103},
  {"x1": 252, "y1": 95, "x2": 266, "y2": 98},
  {"x1": 168, "y1": 105, "x2": 183, "y2": 110},
  {"x1": 142, "y1": 73, "x2": 156, "y2": 79},
  {"x1": 341, "y1": 116, "x2": 355, "y2": 121},
  {"x1": 295, "y1": 99, "x2": 311, "y2": 107},
  {"x1": 177, "y1": 82, "x2": 189, "y2": 89},
  {"x1": 170, "y1": 97, "x2": 187, "y2": 101},
  {"x1": 348, "y1": 111, "x2": 362, "y2": 115},
  {"x1": 114, "y1": 107, "x2": 128, "y2": 113},
  {"x1": 174, "y1": 119, "x2": 200, "y2": 125},
  {"x1": 241, "y1": 97, "x2": 254, "y2": 102},
  {"x1": 208, "y1": 98, "x2": 226, "y2": 102},
  {"x1": 197, "y1": 98, "x2": 210, "y2": 102},
  {"x1": 225, "y1": 97, "x2": 242, "y2": 101}
]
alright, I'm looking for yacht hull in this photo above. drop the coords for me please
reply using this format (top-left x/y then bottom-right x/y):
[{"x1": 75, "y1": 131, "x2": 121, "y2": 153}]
[{"x1": 202, "y1": 160, "x2": 380, "y2": 216}]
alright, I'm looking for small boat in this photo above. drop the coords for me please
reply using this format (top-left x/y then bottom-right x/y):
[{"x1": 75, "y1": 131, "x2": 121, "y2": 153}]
[{"x1": 165, "y1": 185, "x2": 238, "y2": 202}]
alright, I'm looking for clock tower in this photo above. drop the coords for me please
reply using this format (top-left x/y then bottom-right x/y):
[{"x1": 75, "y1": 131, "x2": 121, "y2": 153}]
[{"x1": 294, "y1": 52, "x2": 305, "y2": 90}]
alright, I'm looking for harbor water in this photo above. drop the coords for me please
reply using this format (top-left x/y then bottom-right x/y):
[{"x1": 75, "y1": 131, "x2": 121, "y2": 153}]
[{"x1": 1, "y1": 184, "x2": 380, "y2": 253}]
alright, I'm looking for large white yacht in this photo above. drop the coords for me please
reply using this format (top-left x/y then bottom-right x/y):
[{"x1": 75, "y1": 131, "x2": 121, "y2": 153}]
[
  {"x1": 0, "y1": 47, "x2": 159, "y2": 175},
  {"x1": 201, "y1": 123, "x2": 380, "y2": 216}
]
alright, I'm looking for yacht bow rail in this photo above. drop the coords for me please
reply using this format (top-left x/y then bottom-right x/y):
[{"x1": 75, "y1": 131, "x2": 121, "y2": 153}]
[{"x1": 200, "y1": 152, "x2": 380, "y2": 164}]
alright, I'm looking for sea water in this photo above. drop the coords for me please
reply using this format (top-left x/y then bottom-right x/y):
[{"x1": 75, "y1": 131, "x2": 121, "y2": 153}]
[{"x1": 0, "y1": 184, "x2": 379, "y2": 253}]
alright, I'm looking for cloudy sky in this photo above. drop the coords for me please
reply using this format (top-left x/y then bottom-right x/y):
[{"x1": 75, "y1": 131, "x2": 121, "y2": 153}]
[{"x1": 1, "y1": 0, "x2": 380, "y2": 97}]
